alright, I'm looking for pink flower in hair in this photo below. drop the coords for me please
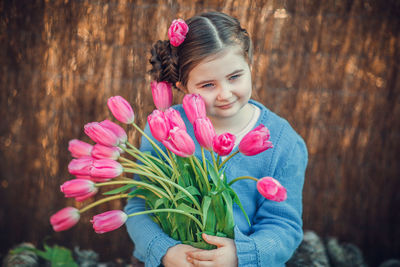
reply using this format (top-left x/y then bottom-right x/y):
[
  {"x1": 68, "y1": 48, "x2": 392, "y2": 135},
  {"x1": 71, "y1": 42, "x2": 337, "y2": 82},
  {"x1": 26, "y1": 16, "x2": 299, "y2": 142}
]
[{"x1": 168, "y1": 19, "x2": 189, "y2": 47}]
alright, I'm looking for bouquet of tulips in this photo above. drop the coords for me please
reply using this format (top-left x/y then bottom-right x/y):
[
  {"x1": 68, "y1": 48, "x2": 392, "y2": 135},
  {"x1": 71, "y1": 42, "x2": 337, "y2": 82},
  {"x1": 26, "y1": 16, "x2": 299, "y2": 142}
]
[{"x1": 50, "y1": 81, "x2": 287, "y2": 249}]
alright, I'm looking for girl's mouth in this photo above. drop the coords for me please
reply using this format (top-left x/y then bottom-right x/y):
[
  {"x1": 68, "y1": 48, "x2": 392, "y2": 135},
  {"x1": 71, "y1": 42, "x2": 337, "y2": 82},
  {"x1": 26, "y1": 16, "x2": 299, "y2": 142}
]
[{"x1": 217, "y1": 100, "x2": 236, "y2": 109}]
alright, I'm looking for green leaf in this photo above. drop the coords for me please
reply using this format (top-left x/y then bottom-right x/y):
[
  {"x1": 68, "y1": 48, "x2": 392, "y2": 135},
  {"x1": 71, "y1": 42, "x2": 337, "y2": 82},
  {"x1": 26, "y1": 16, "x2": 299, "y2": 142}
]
[
  {"x1": 48, "y1": 245, "x2": 78, "y2": 267},
  {"x1": 221, "y1": 190, "x2": 235, "y2": 238},
  {"x1": 183, "y1": 240, "x2": 216, "y2": 250},
  {"x1": 154, "y1": 197, "x2": 169, "y2": 209},
  {"x1": 128, "y1": 187, "x2": 154, "y2": 199},
  {"x1": 201, "y1": 196, "x2": 212, "y2": 227},
  {"x1": 212, "y1": 194, "x2": 226, "y2": 233},
  {"x1": 103, "y1": 184, "x2": 135, "y2": 195},
  {"x1": 176, "y1": 203, "x2": 202, "y2": 216},
  {"x1": 207, "y1": 161, "x2": 223, "y2": 188},
  {"x1": 203, "y1": 197, "x2": 217, "y2": 233},
  {"x1": 175, "y1": 156, "x2": 192, "y2": 187},
  {"x1": 229, "y1": 188, "x2": 251, "y2": 227},
  {"x1": 13, "y1": 244, "x2": 78, "y2": 266},
  {"x1": 173, "y1": 186, "x2": 201, "y2": 203}
]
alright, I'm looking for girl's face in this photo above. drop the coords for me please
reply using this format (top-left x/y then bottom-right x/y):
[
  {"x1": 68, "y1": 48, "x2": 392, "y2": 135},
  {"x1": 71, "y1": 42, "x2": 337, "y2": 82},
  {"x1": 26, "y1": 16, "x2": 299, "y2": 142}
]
[{"x1": 184, "y1": 46, "x2": 252, "y2": 121}]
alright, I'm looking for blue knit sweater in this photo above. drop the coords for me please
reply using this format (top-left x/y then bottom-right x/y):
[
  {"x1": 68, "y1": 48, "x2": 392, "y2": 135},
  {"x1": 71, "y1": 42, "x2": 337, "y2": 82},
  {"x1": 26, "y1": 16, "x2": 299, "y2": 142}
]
[{"x1": 124, "y1": 99, "x2": 308, "y2": 266}]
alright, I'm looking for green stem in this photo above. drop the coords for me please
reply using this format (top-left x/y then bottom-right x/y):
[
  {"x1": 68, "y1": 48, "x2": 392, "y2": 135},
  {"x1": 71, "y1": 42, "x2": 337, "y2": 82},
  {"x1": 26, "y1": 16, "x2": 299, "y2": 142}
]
[
  {"x1": 189, "y1": 156, "x2": 203, "y2": 192},
  {"x1": 123, "y1": 169, "x2": 202, "y2": 211},
  {"x1": 201, "y1": 147, "x2": 207, "y2": 173},
  {"x1": 127, "y1": 208, "x2": 203, "y2": 230},
  {"x1": 191, "y1": 156, "x2": 211, "y2": 192},
  {"x1": 121, "y1": 147, "x2": 175, "y2": 202},
  {"x1": 219, "y1": 150, "x2": 240, "y2": 169},
  {"x1": 125, "y1": 143, "x2": 173, "y2": 173},
  {"x1": 79, "y1": 194, "x2": 128, "y2": 214},
  {"x1": 166, "y1": 149, "x2": 179, "y2": 178},
  {"x1": 228, "y1": 176, "x2": 258, "y2": 186},
  {"x1": 96, "y1": 180, "x2": 169, "y2": 199},
  {"x1": 130, "y1": 122, "x2": 171, "y2": 165},
  {"x1": 211, "y1": 152, "x2": 219, "y2": 173}
]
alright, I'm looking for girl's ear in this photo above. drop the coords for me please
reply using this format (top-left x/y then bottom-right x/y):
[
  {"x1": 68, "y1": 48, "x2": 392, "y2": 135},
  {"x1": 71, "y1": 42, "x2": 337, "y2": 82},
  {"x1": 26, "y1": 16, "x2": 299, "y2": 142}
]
[{"x1": 175, "y1": 81, "x2": 188, "y2": 93}]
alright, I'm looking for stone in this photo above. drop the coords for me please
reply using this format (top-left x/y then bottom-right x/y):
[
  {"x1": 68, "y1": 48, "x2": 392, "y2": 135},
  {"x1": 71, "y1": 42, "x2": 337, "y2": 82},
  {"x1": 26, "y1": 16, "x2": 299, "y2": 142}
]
[
  {"x1": 286, "y1": 230, "x2": 331, "y2": 266},
  {"x1": 325, "y1": 237, "x2": 367, "y2": 267}
]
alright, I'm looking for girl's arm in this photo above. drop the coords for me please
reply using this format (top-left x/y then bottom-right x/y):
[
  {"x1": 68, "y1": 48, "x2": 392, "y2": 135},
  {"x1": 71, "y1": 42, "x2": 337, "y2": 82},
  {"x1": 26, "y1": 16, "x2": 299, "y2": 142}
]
[
  {"x1": 124, "y1": 123, "x2": 181, "y2": 266},
  {"x1": 234, "y1": 136, "x2": 308, "y2": 266}
]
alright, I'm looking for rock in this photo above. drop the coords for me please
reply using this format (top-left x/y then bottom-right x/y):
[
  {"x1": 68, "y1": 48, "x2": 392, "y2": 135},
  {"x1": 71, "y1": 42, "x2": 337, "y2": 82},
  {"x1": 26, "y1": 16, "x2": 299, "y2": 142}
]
[
  {"x1": 325, "y1": 237, "x2": 367, "y2": 267},
  {"x1": 2, "y1": 243, "x2": 39, "y2": 267},
  {"x1": 286, "y1": 230, "x2": 331, "y2": 266},
  {"x1": 379, "y1": 259, "x2": 400, "y2": 267},
  {"x1": 74, "y1": 246, "x2": 99, "y2": 267}
]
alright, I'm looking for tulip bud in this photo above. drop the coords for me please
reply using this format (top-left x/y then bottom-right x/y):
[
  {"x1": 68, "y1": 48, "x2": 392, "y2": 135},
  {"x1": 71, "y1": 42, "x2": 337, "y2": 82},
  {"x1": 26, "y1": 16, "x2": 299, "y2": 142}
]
[
  {"x1": 193, "y1": 117, "x2": 216, "y2": 151},
  {"x1": 91, "y1": 210, "x2": 128, "y2": 234},
  {"x1": 92, "y1": 144, "x2": 120, "y2": 160},
  {"x1": 75, "y1": 187, "x2": 98, "y2": 202},
  {"x1": 257, "y1": 177, "x2": 287, "y2": 202},
  {"x1": 90, "y1": 159, "x2": 123, "y2": 181},
  {"x1": 147, "y1": 110, "x2": 171, "y2": 142},
  {"x1": 60, "y1": 179, "x2": 96, "y2": 198},
  {"x1": 107, "y1": 96, "x2": 135, "y2": 124},
  {"x1": 182, "y1": 94, "x2": 206, "y2": 124},
  {"x1": 68, "y1": 157, "x2": 94, "y2": 176},
  {"x1": 68, "y1": 139, "x2": 93, "y2": 158},
  {"x1": 168, "y1": 19, "x2": 189, "y2": 47},
  {"x1": 213, "y1": 133, "x2": 236, "y2": 156},
  {"x1": 84, "y1": 122, "x2": 120, "y2": 147},
  {"x1": 99, "y1": 120, "x2": 127, "y2": 145},
  {"x1": 238, "y1": 124, "x2": 273, "y2": 156},
  {"x1": 162, "y1": 127, "x2": 195, "y2": 157},
  {"x1": 151, "y1": 81, "x2": 173, "y2": 111},
  {"x1": 165, "y1": 107, "x2": 186, "y2": 131},
  {"x1": 50, "y1": 207, "x2": 80, "y2": 232}
]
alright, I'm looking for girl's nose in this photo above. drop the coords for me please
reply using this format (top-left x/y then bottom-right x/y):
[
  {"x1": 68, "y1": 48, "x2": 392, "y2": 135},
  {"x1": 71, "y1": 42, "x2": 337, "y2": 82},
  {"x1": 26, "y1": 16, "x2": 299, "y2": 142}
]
[{"x1": 217, "y1": 84, "x2": 233, "y2": 101}]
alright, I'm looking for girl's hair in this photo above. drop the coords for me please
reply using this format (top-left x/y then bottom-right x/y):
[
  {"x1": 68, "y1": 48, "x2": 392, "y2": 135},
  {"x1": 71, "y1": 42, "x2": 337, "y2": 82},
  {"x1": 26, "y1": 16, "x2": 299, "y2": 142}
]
[{"x1": 149, "y1": 11, "x2": 253, "y2": 90}]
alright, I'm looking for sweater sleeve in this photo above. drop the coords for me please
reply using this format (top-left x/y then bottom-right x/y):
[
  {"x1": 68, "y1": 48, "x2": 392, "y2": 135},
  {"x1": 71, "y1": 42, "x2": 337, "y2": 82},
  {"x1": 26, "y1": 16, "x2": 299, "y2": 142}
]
[
  {"x1": 234, "y1": 136, "x2": 308, "y2": 266},
  {"x1": 123, "y1": 123, "x2": 181, "y2": 267}
]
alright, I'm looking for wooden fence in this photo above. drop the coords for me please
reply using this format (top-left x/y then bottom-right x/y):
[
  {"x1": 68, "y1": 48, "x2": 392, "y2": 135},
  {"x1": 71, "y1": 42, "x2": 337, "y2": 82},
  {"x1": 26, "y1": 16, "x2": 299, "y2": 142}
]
[{"x1": 1, "y1": 0, "x2": 399, "y2": 265}]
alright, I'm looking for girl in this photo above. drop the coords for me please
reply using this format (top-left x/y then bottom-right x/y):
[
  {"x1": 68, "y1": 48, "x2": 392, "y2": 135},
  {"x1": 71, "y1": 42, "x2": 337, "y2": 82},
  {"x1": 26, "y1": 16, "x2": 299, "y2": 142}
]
[{"x1": 125, "y1": 11, "x2": 308, "y2": 267}]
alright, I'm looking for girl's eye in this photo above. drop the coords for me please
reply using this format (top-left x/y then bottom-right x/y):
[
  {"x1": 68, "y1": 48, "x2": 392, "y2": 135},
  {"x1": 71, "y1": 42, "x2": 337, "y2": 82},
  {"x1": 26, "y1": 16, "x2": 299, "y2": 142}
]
[
  {"x1": 229, "y1": 74, "x2": 241, "y2": 80},
  {"x1": 201, "y1": 83, "x2": 214, "y2": 88}
]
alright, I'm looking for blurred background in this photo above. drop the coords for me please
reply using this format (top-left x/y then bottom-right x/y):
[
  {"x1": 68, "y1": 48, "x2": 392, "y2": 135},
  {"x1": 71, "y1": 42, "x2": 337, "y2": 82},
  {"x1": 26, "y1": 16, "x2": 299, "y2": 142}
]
[{"x1": 1, "y1": 0, "x2": 399, "y2": 266}]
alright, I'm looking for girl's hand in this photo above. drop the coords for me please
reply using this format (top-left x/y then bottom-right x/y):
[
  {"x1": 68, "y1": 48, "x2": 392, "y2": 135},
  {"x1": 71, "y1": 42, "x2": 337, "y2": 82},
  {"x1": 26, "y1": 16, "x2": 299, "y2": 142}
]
[
  {"x1": 162, "y1": 244, "x2": 199, "y2": 267},
  {"x1": 186, "y1": 233, "x2": 238, "y2": 267}
]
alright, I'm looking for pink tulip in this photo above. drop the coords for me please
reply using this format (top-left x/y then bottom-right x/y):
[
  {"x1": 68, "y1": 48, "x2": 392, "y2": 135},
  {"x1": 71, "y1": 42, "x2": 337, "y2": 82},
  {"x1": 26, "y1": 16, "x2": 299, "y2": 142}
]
[
  {"x1": 91, "y1": 210, "x2": 128, "y2": 234},
  {"x1": 60, "y1": 179, "x2": 96, "y2": 198},
  {"x1": 151, "y1": 81, "x2": 173, "y2": 111},
  {"x1": 68, "y1": 157, "x2": 94, "y2": 176},
  {"x1": 107, "y1": 96, "x2": 135, "y2": 124},
  {"x1": 90, "y1": 159, "x2": 123, "y2": 180},
  {"x1": 84, "y1": 122, "x2": 119, "y2": 147},
  {"x1": 92, "y1": 144, "x2": 120, "y2": 160},
  {"x1": 182, "y1": 94, "x2": 206, "y2": 124},
  {"x1": 238, "y1": 124, "x2": 273, "y2": 156},
  {"x1": 165, "y1": 107, "x2": 186, "y2": 131},
  {"x1": 75, "y1": 187, "x2": 98, "y2": 202},
  {"x1": 213, "y1": 133, "x2": 236, "y2": 156},
  {"x1": 257, "y1": 177, "x2": 287, "y2": 202},
  {"x1": 99, "y1": 120, "x2": 127, "y2": 145},
  {"x1": 50, "y1": 207, "x2": 80, "y2": 232},
  {"x1": 147, "y1": 110, "x2": 171, "y2": 142},
  {"x1": 162, "y1": 127, "x2": 195, "y2": 157},
  {"x1": 68, "y1": 139, "x2": 93, "y2": 158},
  {"x1": 168, "y1": 19, "x2": 189, "y2": 47},
  {"x1": 193, "y1": 117, "x2": 216, "y2": 151}
]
